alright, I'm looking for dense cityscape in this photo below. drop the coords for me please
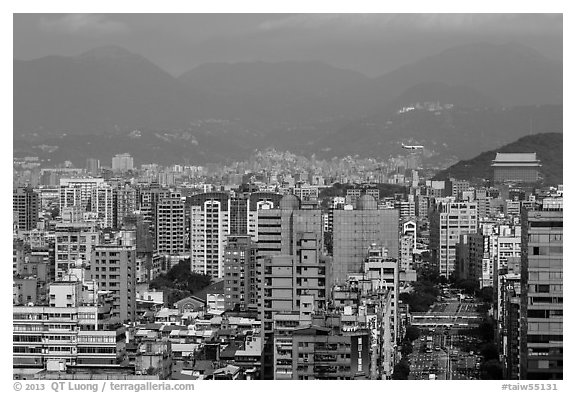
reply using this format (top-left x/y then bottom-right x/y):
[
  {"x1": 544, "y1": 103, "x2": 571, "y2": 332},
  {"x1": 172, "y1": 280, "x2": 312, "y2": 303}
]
[
  {"x1": 12, "y1": 12, "x2": 563, "y2": 384},
  {"x1": 12, "y1": 147, "x2": 562, "y2": 380}
]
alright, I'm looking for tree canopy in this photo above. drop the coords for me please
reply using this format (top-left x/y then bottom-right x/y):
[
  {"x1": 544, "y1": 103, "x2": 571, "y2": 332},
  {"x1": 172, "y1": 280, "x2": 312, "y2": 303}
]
[{"x1": 149, "y1": 259, "x2": 212, "y2": 306}]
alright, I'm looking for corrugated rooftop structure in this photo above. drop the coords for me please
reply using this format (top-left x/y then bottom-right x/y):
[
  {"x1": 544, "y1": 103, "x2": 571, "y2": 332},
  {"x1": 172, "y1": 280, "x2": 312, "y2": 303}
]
[{"x1": 491, "y1": 152, "x2": 541, "y2": 184}]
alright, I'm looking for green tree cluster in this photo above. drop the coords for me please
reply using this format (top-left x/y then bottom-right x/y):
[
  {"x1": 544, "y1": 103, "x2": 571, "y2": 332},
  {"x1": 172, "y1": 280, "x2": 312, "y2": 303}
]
[
  {"x1": 399, "y1": 280, "x2": 439, "y2": 312},
  {"x1": 149, "y1": 259, "x2": 212, "y2": 306},
  {"x1": 392, "y1": 359, "x2": 410, "y2": 380}
]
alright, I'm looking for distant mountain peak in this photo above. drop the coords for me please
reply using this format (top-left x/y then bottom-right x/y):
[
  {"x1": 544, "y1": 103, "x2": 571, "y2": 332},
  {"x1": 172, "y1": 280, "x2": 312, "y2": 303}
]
[
  {"x1": 183, "y1": 59, "x2": 365, "y2": 77},
  {"x1": 79, "y1": 45, "x2": 136, "y2": 60},
  {"x1": 76, "y1": 45, "x2": 155, "y2": 69}
]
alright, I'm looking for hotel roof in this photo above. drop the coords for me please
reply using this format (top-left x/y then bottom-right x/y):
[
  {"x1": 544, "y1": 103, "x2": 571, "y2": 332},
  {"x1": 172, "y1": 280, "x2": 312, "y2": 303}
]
[{"x1": 492, "y1": 152, "x2": 541, "y2": 166}]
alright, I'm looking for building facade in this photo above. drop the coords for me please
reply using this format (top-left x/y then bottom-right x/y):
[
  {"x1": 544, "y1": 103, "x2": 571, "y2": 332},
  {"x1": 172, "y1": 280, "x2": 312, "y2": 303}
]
[
  {"x1": 332, "y1": 196, "x2": 399, "y2": 285},
  {"x1": 223, "y1": 235, "x2": 258, "y2": 311},
  {"x1": 91, "y1": 244, "x2": 137, "y2": 323},
  {"x1": 519, "y1": 204, "x2": 563, "y2": 379},
  {"x1": 156, "y1": 196, "x2": 186, "y2": 255},
  {"x1": 14, "y1": 187, "x2": 40, "y2": 232},
  {"x1": 54, "y1": 223, "x2": 99, "y2": 280},
  {"x1": 492, "y1": 153, "x2": 541, "y2": 184},
  {"x1": 429, "y1": 201, "x2": 478, "y2": 278}
]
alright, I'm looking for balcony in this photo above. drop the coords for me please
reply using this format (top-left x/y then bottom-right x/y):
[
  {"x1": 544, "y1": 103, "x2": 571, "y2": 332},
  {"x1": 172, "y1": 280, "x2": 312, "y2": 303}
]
[
  {"x1": 313, "y1": 354, "x2": 337, "y2": 363},
  {"x1": 276, "y1": 352, "x2": 292, "y2": 360}
]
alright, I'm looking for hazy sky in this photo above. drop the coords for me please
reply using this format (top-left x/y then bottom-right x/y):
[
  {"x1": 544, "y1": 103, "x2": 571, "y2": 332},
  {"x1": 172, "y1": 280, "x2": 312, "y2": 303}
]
[{"x1": 13, "y1": 14, "x2": 562, "y2": 76}]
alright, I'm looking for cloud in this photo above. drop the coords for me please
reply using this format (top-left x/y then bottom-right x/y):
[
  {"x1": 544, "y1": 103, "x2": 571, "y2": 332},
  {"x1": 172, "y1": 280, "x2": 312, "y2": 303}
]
[
  {"x1": 39, "y1": 14, "x2": 129, "y2": 36},
  {"x1": 257, "y1": 14, "x2": 561, "y2": 35}
]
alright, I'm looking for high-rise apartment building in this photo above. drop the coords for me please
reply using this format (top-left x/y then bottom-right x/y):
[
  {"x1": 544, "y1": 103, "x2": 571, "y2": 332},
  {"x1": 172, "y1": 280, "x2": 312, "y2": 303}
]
[
  {"x1": 256, "y1": 195, "x2": 323, "y2": 258},
  {"x1": 190, "y1": 191, "x2": 283, "y2": 278},
  {"x1": 13, "y1": 238, "x2": 27, "y2": 277},
  {"x1": 394, "y1": 197, "x2": 416, "y2": 219},
  {"x1": 519, "y1": 203, "x2": 563, "y2": 379},
  {"x1": 492, "y1": 235, "x2": 522, "y2": 288},
  {"x1": 54, "y1": 223, "x2": 99, "y2": 280},
  {"x1": 59, "y1": 178, "x2": 105, "y2": 213},
  {"x1": 254, "y1": 194, "x2": 324, "y2": 379},
  {"x1": 113, "y1": 185, "x2": 137, "y2": 229},
  {"x1": 399, "y1": 236, "x2": 414, "y2": 272},
  {"x1": 156, "y1": 195, "x2": 186, "y2": 255},
  {"x1": 259, "y1": 232, "x2": 327, "y2": 379},
  {"x1": 429, "y1": 201, "x2": 478, "y2": 278},
  {"x1": 91, "y1": 244, "x2": 137, "y2": 323},
  {"x1": 13, "y1": 187, "x2": 39, "y2": 232},
  {"x1": 476, "y1": 196, "x2": 493, "y2": 219},
  {"x1": 111, "y1": 153, "x2": 134, "y2": 172},
  {"x1": 498, "y1": 264, "x2": 521, "y2": 380},
  {"x1": 189, "y1": 192, "x2": 231, "y2": 278},
  {"x1": 455, "y1": 233, "x2": 487, "y2": 284},
  {"x1": 122, "y1": 214, "x2": 154, "y2": 283},
  {"x1": 259, "y1": 232, "x2": 327, "y2": 331},
  {"x1": 416, "y1": 194, "x2": 430, "y2": 218},
  {"x1": 362, "y1": 244, "x2": 399, "y2": 345},
  {"x1": 90, "y1": 184, "x2": 114, "y2": 228},
  {"x1": 332, "y1": 195, "x2": 399, "y2": 284},
  {"x1": 136, "y1": 185, "x2": 172, "y2": 250},
  {"x1": 447, "y1": 178, "x2": 471, "y2": 200},
  {"x1": 85, "y1": 158, "x2": 100, "y2": 176},
  {"x1": 223, "y1": 235, "x2": 258, "y2": 311}
]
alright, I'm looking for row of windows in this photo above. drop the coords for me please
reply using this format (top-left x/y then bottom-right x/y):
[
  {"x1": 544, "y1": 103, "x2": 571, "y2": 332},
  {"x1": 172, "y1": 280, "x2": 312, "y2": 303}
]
[
  {"x1": 94, "y1": 252, "x2": 120, "y2": 257},
  {"x1": 527, "y1": 309, "x2": 563, "y2": 318},
  {"x1": 529, "y1": 284, "x2": 563, "y2": 293},
  {"x1": 94, "y1": 259, "x2": 120, "y2": 264},
  {"x1": 47, "y1": 346, "x2": 72, "y2": 352},
  {"x1": 528, "y1": 272, "x2": 563, "y2": 281},
  {"x1": 14, "y1": 346, "x2": 42, "y2": 353},
  {"x1": 57, "y1": 236, "x2": 96, "y2": 243},
  {"x1": 13, "y1": 335, "x2": 42, "y2": 342},
  {"x1": 531, "y1": 246, "x2": 563, "y2": 256},
  {"x1": 529, "y1": 234, "x2": 563, "y2": 243},
  {"x1": 530, "y1": 221, "x2": 562, "y2": 228},
  {"x1": 527, "y1": 360, "x2": 562, "y2": 370},
  {"x1": 529, "y1": 297, "x2": 563, "y2": 304},
  {"x1": 526, "y1": 334, "x2": 563, "y2": 343},
  {"x1": 527, "y1": 347, "x2": 562, "y2": 356},
  {"x1": 77, "y1": 335, "x2": 115, "y2": 343},
  {"x1": 77, "y1": 347, "x2": 115, "y2": 353},
  {"x1": 14, "y1": 325, "x2": 44, "y2": 332}
]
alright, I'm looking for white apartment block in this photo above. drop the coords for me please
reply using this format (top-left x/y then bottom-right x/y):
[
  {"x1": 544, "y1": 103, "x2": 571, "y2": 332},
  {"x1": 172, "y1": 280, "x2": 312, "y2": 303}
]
[
  {"x1": 59, "y1": 178, "x2": 104, "y2": 212},
  {"x1": 91, "y1": 185, "x2": 114, "y2": 228},
  {"x1": 430, "y1": 201, "x2": 478, "y2": 278},
  {"x1": 55, "y1": 223, "x2": 99, "y2": 280},
  {"x1": 13, "y1": 280, "x2": 124, "y2": 370},
  {"x1": 190, "y1": 198, "x2": 231, "y2": 278}
]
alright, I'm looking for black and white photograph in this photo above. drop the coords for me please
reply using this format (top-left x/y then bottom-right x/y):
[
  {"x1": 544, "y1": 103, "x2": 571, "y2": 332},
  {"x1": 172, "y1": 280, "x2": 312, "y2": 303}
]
[{"x1": 9, "y1": 7, "x2": 565, "y2": 387}]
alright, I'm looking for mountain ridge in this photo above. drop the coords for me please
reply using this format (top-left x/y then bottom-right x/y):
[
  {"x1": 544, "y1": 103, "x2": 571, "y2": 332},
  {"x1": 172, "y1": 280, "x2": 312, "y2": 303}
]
[
  {"x1": 432, "y1": 133, "x2": 563, "y2": 186},
  {"x1": 14, "y1": 42, "x2": 563, "y2": 164}
]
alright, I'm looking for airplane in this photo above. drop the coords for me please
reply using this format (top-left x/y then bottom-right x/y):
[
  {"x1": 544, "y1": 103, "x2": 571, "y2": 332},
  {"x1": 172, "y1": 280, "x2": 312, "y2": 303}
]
[{"x1": 402, "y1": 143, "x2": 424, "y2": 150}]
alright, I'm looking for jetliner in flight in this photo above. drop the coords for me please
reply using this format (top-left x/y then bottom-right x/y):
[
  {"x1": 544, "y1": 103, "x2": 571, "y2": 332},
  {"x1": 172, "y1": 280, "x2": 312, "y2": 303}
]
[{"x1": 401, "y1": 143, "x2": 424, "y2": 150}]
